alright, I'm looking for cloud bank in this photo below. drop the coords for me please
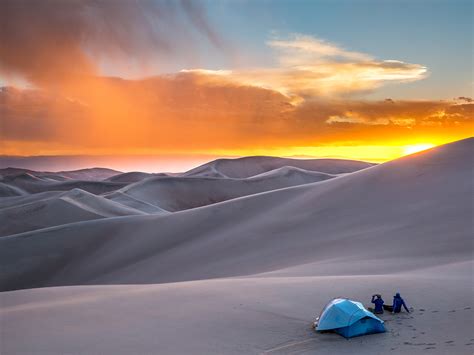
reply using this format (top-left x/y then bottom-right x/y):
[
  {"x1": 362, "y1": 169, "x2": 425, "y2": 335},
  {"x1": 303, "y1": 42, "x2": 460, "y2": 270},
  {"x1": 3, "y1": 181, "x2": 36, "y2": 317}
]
[{"x1": 1, "y1": 77, "x2": 472, "y2": 156}]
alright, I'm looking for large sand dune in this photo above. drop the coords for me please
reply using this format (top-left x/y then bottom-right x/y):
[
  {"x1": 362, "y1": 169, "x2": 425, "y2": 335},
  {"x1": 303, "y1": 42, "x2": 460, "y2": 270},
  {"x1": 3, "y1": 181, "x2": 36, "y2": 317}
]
[{"x1": 0, "y1": 138, "x2": 472, "y2": 354}]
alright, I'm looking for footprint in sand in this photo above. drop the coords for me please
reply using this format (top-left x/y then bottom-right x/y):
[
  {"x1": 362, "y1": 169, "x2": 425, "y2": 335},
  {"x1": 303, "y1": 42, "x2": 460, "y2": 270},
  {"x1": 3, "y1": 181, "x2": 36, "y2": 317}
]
[
  {"x1": 464, "y1": 307, "x2": 471, "y2": 310},
  {"x1": 445, "y1": 340, "x2": 454, "y2": 344},
  {"x1": 448, "y1": 310, "x2": 456, "y2": 313},
  {"x1": 465, "y1": 343, "x2": 474, "y2": 346},
  {"x1": 432, "y1": 310, "x2": 439, "y2": 313},
  {"x1": 425, "y1": 347, "x2": 436, "y2": 350},
  {"x1": 419, "y1": 308, "x2": 425, "y2": 311},
  {"x1": 420, "y1": 332, "x2": 425, "y2": 335}
]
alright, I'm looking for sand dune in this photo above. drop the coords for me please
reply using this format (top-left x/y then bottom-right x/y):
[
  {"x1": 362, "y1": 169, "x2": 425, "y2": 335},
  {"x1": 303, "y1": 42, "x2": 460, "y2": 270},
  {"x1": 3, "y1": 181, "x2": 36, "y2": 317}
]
[
  {"x1": 0, "y1": 174, "x2": 128, "y2": 195},
  {"x1": 0, "y1": 182, "x2": 26, "y2": 197},
  {"x1": 183, "y1": 156, "x2": 374, "y2": 178},
  {"x1": 0, "y1": 138, "x2": 471, "y2": 291},
  {"x1": 248, "y1": 165, "x2": 335, "y2": 180},
  {"x1": 105, "y1": 171, "x2": 159, "y2": 183},
  {"x1": 0, "y1": 188, "x2": 145, "y2": 237},
  {"x1": 0, "y1": 191, "x2": 61, "y2": 209},
  {"x1": 0, "y1": 167, "x2": 121, "y2": 181},
  {"x1": 104, "y1": 191, "x2": 170, "y2": 214},
  {"x1": 115, "y1": 167, "x2": 335, "y2": 212}
]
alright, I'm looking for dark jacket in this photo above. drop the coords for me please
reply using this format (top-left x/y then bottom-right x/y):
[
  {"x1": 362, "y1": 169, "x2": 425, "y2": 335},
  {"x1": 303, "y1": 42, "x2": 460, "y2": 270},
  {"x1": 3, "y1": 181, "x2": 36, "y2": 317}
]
[
  {"x1": 371, "y1": 295, "x2": 384, "y2": 314},
  {"x1": 393, "y1": 294, "x2": 409, "y2": 313}
]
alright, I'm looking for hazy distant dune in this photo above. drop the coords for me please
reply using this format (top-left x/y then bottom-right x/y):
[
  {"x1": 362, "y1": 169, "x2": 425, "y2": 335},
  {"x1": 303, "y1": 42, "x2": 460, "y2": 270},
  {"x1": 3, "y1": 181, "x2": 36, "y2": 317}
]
[
  {"x1": 183, "y1": 156, "x2": 375, "y2": 178},
  {"x1": 0, "y1": 176, "x2": 128, "y2": 195},
  {"x1": 0, "y1": 167, "x2": 121, "y2": 181}
]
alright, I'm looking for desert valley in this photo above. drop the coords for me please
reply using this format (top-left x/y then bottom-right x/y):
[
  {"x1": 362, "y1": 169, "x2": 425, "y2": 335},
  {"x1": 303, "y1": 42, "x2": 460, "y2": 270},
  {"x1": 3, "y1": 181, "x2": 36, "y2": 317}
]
[{"x1": 1, "y1": 138, "x2": 472, "y2": 354}]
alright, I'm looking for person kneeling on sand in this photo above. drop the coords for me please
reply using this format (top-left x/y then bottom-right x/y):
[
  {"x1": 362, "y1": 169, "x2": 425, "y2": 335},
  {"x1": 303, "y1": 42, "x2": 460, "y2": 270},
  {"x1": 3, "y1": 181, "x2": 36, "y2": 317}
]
[
  {"x1": 384, "y1": 292, "x2": 410, "y2": 313},
  {"x1": 371, "y1": 294, "x2": 384, "y2": 314}
]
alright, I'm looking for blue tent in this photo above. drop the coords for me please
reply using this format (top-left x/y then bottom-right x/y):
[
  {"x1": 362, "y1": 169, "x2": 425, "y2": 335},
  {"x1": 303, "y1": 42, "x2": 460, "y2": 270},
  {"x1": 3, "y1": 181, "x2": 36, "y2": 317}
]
[{"x1": 316, "y1": 298, "x2": 385, "y2": 338}]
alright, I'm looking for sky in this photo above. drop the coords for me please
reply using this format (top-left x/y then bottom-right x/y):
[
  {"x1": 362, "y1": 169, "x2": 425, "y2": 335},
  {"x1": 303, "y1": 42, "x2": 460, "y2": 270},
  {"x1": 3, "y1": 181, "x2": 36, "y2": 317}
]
[{"x1": 0, "y1": 0, "x2": 472, "y2": 172}]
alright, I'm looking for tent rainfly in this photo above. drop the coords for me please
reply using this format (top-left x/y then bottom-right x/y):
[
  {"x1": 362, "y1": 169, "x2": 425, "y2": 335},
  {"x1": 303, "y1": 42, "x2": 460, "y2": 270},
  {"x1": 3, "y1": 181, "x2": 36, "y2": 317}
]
[{"x1": 315, "y1": 298, "x2": 386, "y2": 338}]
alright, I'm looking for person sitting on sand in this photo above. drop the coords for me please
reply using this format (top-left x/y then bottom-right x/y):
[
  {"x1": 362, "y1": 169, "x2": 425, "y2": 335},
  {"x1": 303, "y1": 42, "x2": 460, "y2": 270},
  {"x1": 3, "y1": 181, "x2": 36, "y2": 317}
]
[
  {"x1": 391, "y1": 292, "x2": 410, "y2": 313},
  {"x1": 371, "y1": 294, "x2": 384, "y2": 314}
]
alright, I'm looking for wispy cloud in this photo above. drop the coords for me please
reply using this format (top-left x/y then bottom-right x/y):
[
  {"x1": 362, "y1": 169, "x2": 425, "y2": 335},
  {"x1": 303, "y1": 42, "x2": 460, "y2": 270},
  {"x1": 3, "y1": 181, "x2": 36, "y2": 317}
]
[
  {"x1": 185, "y1": 34, "x2": 427, "y2": 99},
  {"x1": 267, "y1": 34, "x2": 372, "y2": 64}
]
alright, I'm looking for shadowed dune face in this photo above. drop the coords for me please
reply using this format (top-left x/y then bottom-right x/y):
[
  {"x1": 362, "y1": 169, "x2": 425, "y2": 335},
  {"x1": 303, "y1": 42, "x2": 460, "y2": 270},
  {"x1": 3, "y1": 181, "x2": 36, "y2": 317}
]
[{"x1": 0, "y1": 138, "x2": 472, "y2": 291}]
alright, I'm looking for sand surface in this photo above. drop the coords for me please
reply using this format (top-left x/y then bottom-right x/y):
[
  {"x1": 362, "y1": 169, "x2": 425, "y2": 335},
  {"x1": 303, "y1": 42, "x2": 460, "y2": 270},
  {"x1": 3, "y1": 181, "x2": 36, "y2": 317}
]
[
  {"x1": 0, "y1": 139, "x2": 472, "y2": 354},
  {"x1": 2, "y1": 261, "x2": 472, "y2": 355}
]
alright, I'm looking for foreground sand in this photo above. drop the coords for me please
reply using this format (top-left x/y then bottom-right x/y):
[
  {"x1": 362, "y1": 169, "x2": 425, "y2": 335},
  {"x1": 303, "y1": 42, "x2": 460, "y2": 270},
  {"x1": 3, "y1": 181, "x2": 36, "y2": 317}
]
[{"x1": 2, "y1": 261, "x2": 472, "y2": 354}]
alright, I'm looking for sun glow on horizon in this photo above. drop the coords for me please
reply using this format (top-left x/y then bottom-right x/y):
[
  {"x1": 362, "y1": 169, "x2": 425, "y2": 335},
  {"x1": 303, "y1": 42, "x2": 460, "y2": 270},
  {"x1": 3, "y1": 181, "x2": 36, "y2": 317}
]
[{"x1": 402, "y1": 143, "x2": 436, "y2": 156}]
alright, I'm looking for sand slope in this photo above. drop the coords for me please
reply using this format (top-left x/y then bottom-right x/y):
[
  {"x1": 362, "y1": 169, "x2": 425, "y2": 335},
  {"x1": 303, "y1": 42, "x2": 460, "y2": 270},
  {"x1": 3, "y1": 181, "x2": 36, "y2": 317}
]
[
  {"x1": 104, "y1": 191, "x2": 169, "y2": 214},
  {"x1": 183, "y1": 156, "x2": 374, "y2": 178},
  {"x1": 0, "y1": 138, "x2": 471, "y2": 292}
]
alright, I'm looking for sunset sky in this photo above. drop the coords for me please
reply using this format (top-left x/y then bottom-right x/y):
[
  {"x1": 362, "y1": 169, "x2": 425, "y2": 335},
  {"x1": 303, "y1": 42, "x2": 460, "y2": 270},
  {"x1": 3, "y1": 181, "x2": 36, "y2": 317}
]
[{"x1": 1, "y1": 0, "x2": 472, "y2": 172}]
